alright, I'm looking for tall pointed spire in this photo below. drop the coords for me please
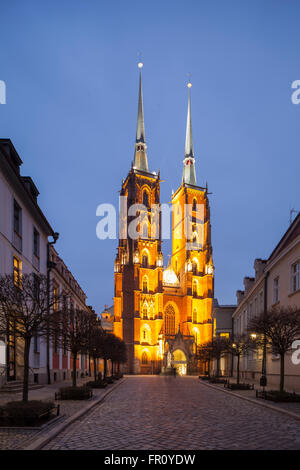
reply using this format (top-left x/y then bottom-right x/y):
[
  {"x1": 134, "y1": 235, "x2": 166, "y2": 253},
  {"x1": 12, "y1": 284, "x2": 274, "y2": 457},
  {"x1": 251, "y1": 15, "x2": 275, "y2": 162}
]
[
  {"x1": 182, "y1": 81, "x2": 197, "y2": 186},
  {"x1": 133, "y1": 61, "x2": 149, "y2": 172}
]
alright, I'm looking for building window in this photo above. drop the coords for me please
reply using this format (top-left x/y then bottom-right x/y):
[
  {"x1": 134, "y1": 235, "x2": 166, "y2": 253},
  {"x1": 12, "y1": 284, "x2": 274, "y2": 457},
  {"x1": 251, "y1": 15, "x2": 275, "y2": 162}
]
[
  {"x1": 192, "y1": 262, "x2": 197, "y2": 275},
  {"x1": 142, "y1": 305, "x2": 148, "y2": 319},
  {"x1": 193, "y1": 308, "x2": 197, "y2": 323},
  {"x1": 13, "y1": 199, "x2": 22, "y2": 235},
  {"x1": 143, "y1": 190, "x2": 149, "y2": 208},
  {"x1": 13, "y1": 256, "x2": 22, "y2": 288},
  {"x1": 141, "y1": 351, "x2": 148, "y2": 364},
  {"x1": 291, "y1": 262, "x2": 300, "y2": 293},
  {"x1": 142, "y1": 254, "x2": 149, "y2": 268},
  {"x1": 273, "y1": 277, "x2": 279, "y2": 303},
  {"x1": 13, "y1": 199, "x2": 22, "y2": 251},
  {"x1": 142, "y1": 277, "x2": 148, "y2": 293},
  {"x1": 141, "y1": 327, "x2": 150, "y2": 343},
  {"x1": 192, "y1": 198, "x2": 197, "y2": 212},
  {"x1": 33, "y1": 228, "x2": 40, "y2": 258},
  {"x1": 192, "y1": 280, "x2": 198, "y2": 297},
  {"x1": 53, "y1": 285, "x2": 59, "y2": 311},
  {"x1": 165, "y1": 305, "x2": 176, "y2": 335},
  {"x1": 34, "y1": 332, "x2": 40, "y2": 353}
]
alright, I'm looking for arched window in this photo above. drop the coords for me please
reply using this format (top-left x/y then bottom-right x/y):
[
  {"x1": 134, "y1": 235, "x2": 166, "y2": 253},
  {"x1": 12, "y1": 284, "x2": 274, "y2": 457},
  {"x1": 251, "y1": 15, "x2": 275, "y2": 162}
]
[
  {"x1": 193, "y1": 280, "x2": 198, "y2": 296},
  {"x1": 142, "y1": 223, "x2": 148, "y2": 239},
  {"x1": 142, "y1": 277, "x2": 148, "y2": 293},
  {"x1": 165, "y1": 305, "x2": 176, "y2": 336},
  {"x1": 192, "y1": 198, "x2": 197, "y2": 212},
  {"x1": 193, "y1": 308, "x2": 197, "y2": 323},
  {"x1": 141, "y1": 351, "x2": 148, "y2": 364},
  {"x1": 143, "y1": 191, "x2": 149, "y2": 208},
  {"x1": 141, "y1": 326, "x2": 150, "y2": 343},
  {"x1": 142, "y1": 254, "x2": 149, "y2": 268},
  {"x1": 192, "y1": 262, "x2": 197, "y2": 275},
  {"x1": 142, "y1": 305, "x2": 148, "y2": 319}
]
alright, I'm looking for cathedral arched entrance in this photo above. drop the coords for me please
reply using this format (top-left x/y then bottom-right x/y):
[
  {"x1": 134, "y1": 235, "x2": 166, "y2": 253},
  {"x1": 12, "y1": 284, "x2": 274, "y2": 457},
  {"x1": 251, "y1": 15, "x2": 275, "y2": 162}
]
[{"x1": 172, "y1": 349, "x2": 187, "y2": 376}]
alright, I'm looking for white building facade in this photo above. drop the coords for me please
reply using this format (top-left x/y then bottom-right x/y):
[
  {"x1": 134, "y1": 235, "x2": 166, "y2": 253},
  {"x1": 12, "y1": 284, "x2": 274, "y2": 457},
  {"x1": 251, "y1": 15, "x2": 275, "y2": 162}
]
[
  {"x1": 0, "y1": 139, "x2": 93, "y2": 386},
  {"x1": 233, "y1": 214, "x2": 300, "y2": 390}
]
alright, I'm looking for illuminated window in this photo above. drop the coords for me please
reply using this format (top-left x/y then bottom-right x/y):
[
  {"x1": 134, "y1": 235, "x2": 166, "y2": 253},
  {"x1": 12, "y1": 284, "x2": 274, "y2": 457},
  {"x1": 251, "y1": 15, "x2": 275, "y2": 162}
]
[
  {"x1": 142, "y1": 254, "x2": 149, "y2": 267},
  {"x1": 291, "y1": 262, "x2": 300, "y2": 293},
  {"x1": 192, "y1": 280, "x2": 198, "y2": 296},
  {"x1": 193, "y1": 308, "x2": 197, "y2": 323},
  {"x1": 165, "y1": 305, "x2": 175, "y2": 335},
  {"x1": 13, "y1": 256, "x2": 22, "y2": 288},
  {"x1": 192, "y1": 262, "x2": 197, "y2": 275},
  {"x1": 141, "y1": 326, "x2": 150, "y2": 343},
  {"x1": 53, "y1": 285, "x2": 59, "y2": 312},
  {"x1": 142, "y1": 305, "x2": 148, "y2": 319},
  {"x1": 141, "y1": 351, "x2": 148, "y2": 364},
  {"x1": 142, "y1": 223, "x2": 148, "y2": 239},
  {"x1": 142, "y1": 277, "x2": 148, "y2": 293}
]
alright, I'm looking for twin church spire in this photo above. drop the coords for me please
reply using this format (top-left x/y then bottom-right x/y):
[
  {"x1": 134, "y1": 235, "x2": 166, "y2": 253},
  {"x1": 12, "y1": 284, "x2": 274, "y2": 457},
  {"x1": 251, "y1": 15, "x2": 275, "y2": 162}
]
[{"x1": 133, "y1": 64, "x2": 197, "y2": 186}]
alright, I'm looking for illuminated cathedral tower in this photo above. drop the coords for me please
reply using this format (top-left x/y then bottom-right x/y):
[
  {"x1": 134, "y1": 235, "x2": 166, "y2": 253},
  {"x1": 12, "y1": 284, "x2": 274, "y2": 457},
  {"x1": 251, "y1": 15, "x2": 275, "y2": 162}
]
[
  {"x1": 113, "y1": 63, "x2": 164, "y2": 374},
  {"x1": 114, "y1": 68, "x2": 214, "y2": 375}
]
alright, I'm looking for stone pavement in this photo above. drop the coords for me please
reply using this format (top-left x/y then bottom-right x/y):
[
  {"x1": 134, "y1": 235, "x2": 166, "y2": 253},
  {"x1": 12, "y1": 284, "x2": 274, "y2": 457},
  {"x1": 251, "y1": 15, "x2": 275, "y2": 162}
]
[
  {"x1": 44, "y1": 376, "x2": 300, "y2": 450},
  {"x1": 0, "y1": 377, "x2": 110, "y2": 450}
]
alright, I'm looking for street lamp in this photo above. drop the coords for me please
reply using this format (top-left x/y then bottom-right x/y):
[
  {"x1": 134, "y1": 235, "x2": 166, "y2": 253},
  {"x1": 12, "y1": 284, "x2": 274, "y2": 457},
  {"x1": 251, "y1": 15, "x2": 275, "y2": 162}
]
[{"x1": 46, "y1": 232, "x2": 59, "y2": 385}]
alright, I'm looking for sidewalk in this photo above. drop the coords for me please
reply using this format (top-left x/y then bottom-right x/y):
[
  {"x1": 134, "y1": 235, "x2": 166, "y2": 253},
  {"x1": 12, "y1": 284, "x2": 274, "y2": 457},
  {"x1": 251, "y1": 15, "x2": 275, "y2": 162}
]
[
  {"x1": 0, "y1": 377, "x2": 125, "y2": 450},
  {"x1": 199, "y1": 378, "x2": 300, "y2": 419}
]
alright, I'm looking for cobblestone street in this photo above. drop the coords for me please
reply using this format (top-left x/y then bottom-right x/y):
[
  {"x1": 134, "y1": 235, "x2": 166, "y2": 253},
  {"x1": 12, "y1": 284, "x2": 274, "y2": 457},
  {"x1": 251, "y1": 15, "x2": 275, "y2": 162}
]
[{"x1": 44, "y1": 376, "x2": 300, "y2": 450}]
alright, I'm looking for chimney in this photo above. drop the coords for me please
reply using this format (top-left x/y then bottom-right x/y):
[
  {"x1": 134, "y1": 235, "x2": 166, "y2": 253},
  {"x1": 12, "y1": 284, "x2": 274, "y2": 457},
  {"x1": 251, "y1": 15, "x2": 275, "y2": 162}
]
[
  {"x1": 254, "y1": 258, "x2": 267, "y2": 280},
  {"x1": 243, "y1": 276, "x2": 255, "y2": 293},
  {"x1": 236, "y1": 290, "x2": 245, "y2": 305}
]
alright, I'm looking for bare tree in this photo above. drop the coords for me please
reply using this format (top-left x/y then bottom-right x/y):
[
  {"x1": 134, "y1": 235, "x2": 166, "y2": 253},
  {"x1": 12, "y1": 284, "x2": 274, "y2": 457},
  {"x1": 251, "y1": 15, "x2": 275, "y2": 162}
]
[
  {"x1": 249, "y1": 307, "x2": 300, "y2": 393},
  {"x1": 202, "y1": 337, "x2": 228, "y2": 377},
  {"x1": 110, "y1": 335, "x2": 127, "y2": 375},
  {"x1": 88, "y1": 323, "x2": 105, "y2": 381},
  {"x1": 0, "y1": 274, "x2": 63, "y2": 402},
  {"x1": 225, "y1": 334, "x2": 256, "y2": 385},
  {"x1": 59, "y1": 307, "x2": 97, "y2": 387},
  {"x1": 197, "y1": 341, "x2": 214, "y2": 377}
]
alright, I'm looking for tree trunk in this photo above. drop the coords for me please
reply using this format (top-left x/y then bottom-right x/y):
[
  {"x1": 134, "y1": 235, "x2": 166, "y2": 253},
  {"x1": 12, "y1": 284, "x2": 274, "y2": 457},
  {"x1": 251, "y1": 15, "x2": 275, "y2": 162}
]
[
  {"x1": 23, "y1": 336, "x2": 31, "y2": 403},
  {"x1": 280, "y1": 353, "x2": 285, "y2": 393},
  {"x1": 94, "y1": 357, "x2": 97, "y2": 382},
  {"x1": 72, "y1": 351, "x2": 77, "y2": 387},
  {"x1": 104, "y1": 358, "x2": 107, "y2": 379},
  {"x1": 216, "y1": 355, "x2": 220, "y2": 377},
  {"x1": 237, "y1": 354, "x2": 240, "y2": 385},
  {"x1": 89, "y1": 353, "x2": 91, "y2": 377}
]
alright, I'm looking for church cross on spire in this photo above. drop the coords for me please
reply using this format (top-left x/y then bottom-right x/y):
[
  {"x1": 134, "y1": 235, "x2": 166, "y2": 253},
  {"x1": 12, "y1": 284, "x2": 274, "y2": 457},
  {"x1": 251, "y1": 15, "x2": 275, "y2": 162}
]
[
  {"x1": 182, "y1": 79, "x2": 197, "y2": 186},
  {"x1": 133, "y1": 61, "x2": 149, "y2": 172}
]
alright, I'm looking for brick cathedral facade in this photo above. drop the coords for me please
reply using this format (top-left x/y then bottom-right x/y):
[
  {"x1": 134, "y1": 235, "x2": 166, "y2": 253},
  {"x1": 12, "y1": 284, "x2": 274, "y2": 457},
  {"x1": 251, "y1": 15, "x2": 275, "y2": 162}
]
[{"x1": 113, "y1": 67, "x2": 214, "y2": 375}]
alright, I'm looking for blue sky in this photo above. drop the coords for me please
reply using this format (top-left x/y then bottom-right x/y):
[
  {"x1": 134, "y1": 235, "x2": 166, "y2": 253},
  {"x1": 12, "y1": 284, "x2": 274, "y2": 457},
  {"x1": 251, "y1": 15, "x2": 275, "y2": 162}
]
[{"x1": 0, "y1": 0, "x2": 299, "y2": 311}]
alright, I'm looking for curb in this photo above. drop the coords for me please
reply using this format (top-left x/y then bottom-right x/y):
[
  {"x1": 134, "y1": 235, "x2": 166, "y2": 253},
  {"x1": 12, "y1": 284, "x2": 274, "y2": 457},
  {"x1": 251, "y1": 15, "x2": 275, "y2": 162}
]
[
  {"x1": 199, "y1": 380, "x2": 300, "y2": 422},
  {"x1": 23, "y1": 378, "x2": 126, "y2": 450}
]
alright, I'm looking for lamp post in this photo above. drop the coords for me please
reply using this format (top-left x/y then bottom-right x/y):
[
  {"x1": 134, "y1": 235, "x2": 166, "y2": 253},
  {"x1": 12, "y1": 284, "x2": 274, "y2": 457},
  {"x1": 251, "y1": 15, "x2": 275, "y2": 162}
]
[
  {"x1": 46, "y1": 232, "x2": 59, "y2": 385},
  {"x1": 260, "y1": 272, "x2": 269, "y2": 390}
]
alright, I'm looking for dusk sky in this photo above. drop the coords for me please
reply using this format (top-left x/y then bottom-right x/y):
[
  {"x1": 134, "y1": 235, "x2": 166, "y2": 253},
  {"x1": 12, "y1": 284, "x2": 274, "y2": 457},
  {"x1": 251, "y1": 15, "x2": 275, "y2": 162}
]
[{"x1": 0, "y1": 0, "x2": 299, "y2": 313}]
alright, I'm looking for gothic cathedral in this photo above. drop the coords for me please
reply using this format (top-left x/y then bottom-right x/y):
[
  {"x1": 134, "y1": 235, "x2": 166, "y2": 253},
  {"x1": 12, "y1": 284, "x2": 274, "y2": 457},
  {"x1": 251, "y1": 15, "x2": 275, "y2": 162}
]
[{"x1": 113, "y1": 65, "x2": 214, "y2": 375}]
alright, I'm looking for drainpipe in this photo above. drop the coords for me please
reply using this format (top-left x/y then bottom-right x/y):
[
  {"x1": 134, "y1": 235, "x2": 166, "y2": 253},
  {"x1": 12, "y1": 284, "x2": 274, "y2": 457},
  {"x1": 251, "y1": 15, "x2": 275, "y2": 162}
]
[{"x1": 46, "y1": 232, "x2": 59, "y2": 385}]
